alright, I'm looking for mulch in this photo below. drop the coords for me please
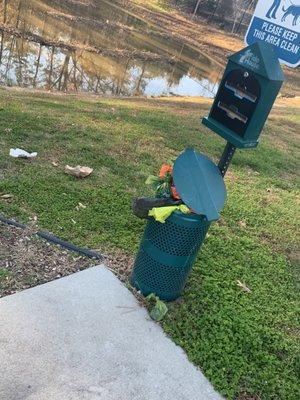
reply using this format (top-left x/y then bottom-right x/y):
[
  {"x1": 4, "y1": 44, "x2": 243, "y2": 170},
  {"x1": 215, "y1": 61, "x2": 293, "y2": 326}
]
[
  {"x1": 0, "y1": 220, "x2": 135, "y2": 299},
  {"x1": 0, "y1": 222, "x2": 97, "y2": 298}
]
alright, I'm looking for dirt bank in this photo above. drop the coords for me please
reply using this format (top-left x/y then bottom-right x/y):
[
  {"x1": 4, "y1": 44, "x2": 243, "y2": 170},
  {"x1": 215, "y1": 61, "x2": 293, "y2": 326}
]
[{"x1": 118, "y1": 0, "x2": 300, "y2": 97}]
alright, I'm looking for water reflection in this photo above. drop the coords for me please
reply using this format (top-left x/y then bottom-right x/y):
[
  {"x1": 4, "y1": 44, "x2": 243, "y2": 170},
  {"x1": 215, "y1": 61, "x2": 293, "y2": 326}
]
[{"x1": 0, "y1": 0, "x2": 222, "y2": 96}]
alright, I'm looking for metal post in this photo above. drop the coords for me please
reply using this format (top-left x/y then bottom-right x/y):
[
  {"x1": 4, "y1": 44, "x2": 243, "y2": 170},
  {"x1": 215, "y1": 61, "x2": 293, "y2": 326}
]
[{"x1": 218, "y1": 142, "x2": 236, "y2": 177}]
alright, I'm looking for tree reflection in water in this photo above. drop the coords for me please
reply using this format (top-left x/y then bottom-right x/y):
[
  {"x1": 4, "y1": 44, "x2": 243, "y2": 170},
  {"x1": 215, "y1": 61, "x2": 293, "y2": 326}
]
[{"x1": 0, "y1": 0, "x2": 220, "y2": 97}]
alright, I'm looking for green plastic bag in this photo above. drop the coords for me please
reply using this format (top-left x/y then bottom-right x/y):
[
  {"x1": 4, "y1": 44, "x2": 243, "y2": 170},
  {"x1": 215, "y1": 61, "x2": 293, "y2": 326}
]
[
  {"x1": 145, "y1": 175, "x2": 172, "y2": 199},
  {"x1": 147, "y1": 294, "x2": 168, "y2": 322}
]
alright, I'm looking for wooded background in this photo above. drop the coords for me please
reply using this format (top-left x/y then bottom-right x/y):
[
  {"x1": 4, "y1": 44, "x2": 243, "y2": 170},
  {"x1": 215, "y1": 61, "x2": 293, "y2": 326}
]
[{"x1": 174, "y1": 0, "x2": 258, "y2": 34}]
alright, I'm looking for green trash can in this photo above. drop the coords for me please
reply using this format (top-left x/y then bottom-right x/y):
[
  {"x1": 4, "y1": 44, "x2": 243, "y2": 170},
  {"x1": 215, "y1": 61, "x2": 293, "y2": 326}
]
[
  {"x1": 131, "y1": 211, "x2": 211, "y2": 301},
  {"x1": 131, "y1": 148, "x2": 227, "y2": 301}
]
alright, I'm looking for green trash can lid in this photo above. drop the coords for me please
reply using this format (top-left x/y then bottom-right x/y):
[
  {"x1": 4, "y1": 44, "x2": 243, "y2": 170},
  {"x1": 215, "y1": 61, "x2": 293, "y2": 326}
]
[{"x1": 173, "y1": 148, "x2": 227, "y2": 222}]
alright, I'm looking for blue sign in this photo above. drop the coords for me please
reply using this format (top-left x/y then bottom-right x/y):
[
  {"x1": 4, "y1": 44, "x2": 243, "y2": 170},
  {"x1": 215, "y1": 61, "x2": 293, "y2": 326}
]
[{"x1": 245, "y1": 0, "x2": 300, "y2": 68}]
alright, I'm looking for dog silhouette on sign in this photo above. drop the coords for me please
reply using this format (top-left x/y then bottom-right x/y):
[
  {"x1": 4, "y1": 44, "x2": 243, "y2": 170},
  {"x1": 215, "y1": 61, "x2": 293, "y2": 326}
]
[
  {"x1": 239, "y1": 49, "x2": 253, "y2": 64},
  {"x1": 282, "y1": 3, "x2": 300, "y2": 26},
  {"x1": 266, "y1": 0, "x2": 282, "y2": 19}
]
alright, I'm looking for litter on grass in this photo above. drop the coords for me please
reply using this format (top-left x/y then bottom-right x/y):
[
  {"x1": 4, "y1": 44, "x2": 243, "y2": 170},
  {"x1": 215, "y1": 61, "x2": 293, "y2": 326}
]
[
  {"x1": 237, "y1": 280, "x2": 251, "y2": 293},
  {"x1": 75, "y1": 202, "x2": 87, "y2": 211},
  {"x1": 1, "y1": 194, "x2": 14, "y2": 200},
  {"x1": 9, "y1": 148, "x2": 37, "y2": 159},
  {"x1": 147, "y1": 293, "x2": 168, "y2": 322},
  {"x1": 65, "y1": 165, "x2": 93, "y2": 178}
]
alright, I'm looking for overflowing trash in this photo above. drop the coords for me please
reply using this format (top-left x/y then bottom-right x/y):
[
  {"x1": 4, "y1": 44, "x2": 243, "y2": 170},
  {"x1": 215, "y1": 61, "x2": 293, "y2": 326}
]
[
  {"x1": 9, "y1": 148, "x2": 37, "y2": 159},
  {"x1": 145, "y1": 163, "x2": 181, "y2": 200},
  {"x1": 148, "y1": 205, "x2": 190, "y2": 223},
  {"x1": 133, "y1": 148, "x2": 228, "y2": 227},
  {"x1": 133, "y1": 162, "x2": 189, "y2": 224},
  {"x1": 131, "y1": 148, "x2": 227, "y2": 301},
  {"x1": 132, "y1": 197, "x2": 182, "y2": 220}
]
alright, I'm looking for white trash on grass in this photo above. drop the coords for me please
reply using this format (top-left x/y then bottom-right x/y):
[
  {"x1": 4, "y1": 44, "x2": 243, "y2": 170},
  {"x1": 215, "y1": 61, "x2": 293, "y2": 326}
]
[
  {"x1": 65, "y1": 165, "x2": 93, "y2": 179},
  {"x1": 10, "y1": 148, "x2": 37, "y2": 159}
]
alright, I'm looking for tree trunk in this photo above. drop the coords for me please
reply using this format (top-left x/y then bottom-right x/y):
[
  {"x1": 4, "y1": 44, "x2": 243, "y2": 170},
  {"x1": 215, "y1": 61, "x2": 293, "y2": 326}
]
[
  {"x1": 3, "y1": 0, "x2": 8, "y2": 24},
  {"x1": 236, "y1": 0, "x2": 255, "y2": 34},
  {"x1": 209, "y1": 0, "x2": 221, "y2": 22},
  {"x1": 46, "y1": 46, "x2": 54, "y2": 90},
  {"x1": 0, "y1": 31, "x2": 4, "y2": 65},
  {"x1": 193, "y1": 0, "x2": 202, "y2": 16}
]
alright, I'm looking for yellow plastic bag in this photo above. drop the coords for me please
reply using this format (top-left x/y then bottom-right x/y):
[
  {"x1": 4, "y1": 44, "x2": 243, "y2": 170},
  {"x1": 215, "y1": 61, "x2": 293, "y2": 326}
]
[{"x1": 148, "y1": 205, "x2": 190, "y2": 223}]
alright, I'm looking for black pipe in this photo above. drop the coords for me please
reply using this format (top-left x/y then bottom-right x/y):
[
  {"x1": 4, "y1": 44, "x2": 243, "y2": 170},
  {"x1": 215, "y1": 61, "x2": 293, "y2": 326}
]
[{"x1": 0, "y1": 214, "x2": 103, "y2": 261}]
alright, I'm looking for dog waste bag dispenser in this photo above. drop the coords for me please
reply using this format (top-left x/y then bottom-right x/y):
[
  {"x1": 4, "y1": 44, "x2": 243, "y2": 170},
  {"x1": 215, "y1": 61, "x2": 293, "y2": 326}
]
[
  {"x1": 131, "y1": 42, "x2": 284, "y2": 302},
  {"x1": 202, "y1": 42, "x2": 284, "y2": 149},
  {"x1": 131, "y1": 148, "x2": 227, "y2": 302}
]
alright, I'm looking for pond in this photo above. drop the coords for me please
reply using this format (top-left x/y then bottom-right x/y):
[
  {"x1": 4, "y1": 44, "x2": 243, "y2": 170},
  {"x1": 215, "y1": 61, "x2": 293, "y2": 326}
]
[{"x1": 0, "y1": 0, "x2": 222, "y2": 97}]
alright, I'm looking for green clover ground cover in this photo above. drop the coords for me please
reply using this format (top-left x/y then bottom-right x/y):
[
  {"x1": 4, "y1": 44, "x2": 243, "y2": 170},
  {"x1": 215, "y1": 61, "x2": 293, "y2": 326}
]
[{"x1": 0, "y1": 89, "x2": 299, "y2": 399}]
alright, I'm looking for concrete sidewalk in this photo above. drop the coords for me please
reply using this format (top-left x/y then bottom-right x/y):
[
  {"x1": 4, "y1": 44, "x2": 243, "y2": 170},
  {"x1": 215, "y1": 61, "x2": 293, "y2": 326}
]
[{"x1": 0, "y1": 266, "x2": 222, "y2": 400}]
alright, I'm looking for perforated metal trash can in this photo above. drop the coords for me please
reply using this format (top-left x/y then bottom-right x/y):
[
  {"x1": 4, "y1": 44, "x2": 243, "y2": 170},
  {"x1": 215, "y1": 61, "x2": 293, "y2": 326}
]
[{"x1": 130, "y1": 211, "x2": 211, "y2": 301}]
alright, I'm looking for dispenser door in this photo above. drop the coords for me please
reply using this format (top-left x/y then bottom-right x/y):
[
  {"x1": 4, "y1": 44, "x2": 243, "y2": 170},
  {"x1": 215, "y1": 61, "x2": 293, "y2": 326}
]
[{"x1": 211, "y1": 69, "x2": 261, "y2": 137}]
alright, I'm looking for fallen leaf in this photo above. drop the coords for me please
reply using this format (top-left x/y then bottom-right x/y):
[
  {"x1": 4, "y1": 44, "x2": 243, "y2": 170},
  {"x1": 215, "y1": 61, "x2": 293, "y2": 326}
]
[
  {"x1": 65, "y1": 165, "x2": 93, "y2": 179},
  {"x1": 52, "y1": 162, "x2": 58, "y2": 167},
  {"x1": 237, "y1": 280, "x2": 251, "y2": 293}
]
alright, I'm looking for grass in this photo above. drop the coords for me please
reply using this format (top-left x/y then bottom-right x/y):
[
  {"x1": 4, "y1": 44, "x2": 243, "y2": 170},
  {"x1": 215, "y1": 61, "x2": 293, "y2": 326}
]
[
  {"x1": 0, "y1": 269, "x2": 10, "y2": 278},
  {"x1": 0, "y1": 268, "x2": 10, "y2": 291},
  {"x1": 0, "y1": 88, "x2": 299, "y2": 399}
]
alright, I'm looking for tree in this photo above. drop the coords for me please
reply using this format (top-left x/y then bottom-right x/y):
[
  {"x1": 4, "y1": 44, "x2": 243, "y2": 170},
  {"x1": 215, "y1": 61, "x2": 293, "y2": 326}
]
[
  {"x1": 193, "y1": 0, "x2": 202, "y2": 16},
  {"x1": 181, "y1": 0, "x2": 257, "y2": 33}
]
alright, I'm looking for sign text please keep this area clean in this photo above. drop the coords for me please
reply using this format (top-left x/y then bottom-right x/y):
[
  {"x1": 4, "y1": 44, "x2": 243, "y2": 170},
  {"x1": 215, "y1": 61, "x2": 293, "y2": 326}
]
[{"x1": 246, "y1": 0, "x2": 300, "y2": 68}]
